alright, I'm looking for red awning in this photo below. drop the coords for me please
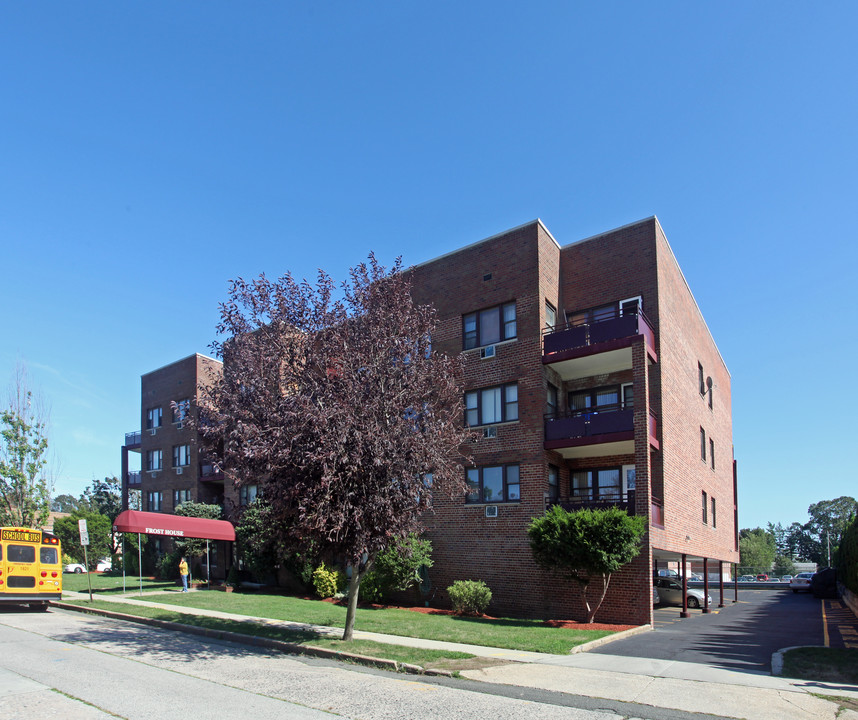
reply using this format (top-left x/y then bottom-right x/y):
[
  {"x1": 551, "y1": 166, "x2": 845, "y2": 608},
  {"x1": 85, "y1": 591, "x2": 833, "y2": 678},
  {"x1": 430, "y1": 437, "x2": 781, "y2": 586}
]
[{"x1": 113, "y1": 510, "x2": 235, "y2": 541}]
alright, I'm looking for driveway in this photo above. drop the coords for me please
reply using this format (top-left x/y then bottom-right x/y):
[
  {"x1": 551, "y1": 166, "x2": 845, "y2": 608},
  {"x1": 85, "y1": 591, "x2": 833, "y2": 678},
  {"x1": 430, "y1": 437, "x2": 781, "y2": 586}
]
[{"x1": 591, "y1": 587, "x2": 827, "y2": 673}]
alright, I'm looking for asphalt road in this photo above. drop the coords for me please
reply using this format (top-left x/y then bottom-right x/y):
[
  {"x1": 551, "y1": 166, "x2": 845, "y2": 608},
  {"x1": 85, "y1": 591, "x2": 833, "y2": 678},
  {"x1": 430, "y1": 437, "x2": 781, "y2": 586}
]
[
  {"x1": 0, "y1": 606, "x2": 734, "y2": 720},
  {"x1": 592, "y1": 588, "x2": 824, "y2": 673}
]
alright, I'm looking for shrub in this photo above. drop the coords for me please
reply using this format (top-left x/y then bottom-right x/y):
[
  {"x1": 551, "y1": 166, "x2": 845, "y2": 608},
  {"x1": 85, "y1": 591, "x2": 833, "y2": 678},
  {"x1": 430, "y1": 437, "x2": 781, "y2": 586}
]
[
  {"x1": 312, "y1": 562, "x2": 346, "y2": 599},
  {"x1": 370, "y1": 533, "x2": 433, "y2": 602},
  {"x1": 156, "y1": 548, "x2": 182, "y2": 581},
  {"x1": 447, "y1": 579, "x2": 492, "y2": 615}
]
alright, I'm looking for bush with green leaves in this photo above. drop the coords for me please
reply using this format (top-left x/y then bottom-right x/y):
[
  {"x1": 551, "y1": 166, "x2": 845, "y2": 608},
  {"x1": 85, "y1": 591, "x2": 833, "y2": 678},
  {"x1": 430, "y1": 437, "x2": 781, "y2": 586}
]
[
  {"x1": 361, "y1": 533, "x2": 433, "y2": 603},
  {"x1": 312, "y1": 562, "x2": 346, "y2": 599},
  {"x1": 447, "y1": 579, "x2": 492, "y2": 615}
]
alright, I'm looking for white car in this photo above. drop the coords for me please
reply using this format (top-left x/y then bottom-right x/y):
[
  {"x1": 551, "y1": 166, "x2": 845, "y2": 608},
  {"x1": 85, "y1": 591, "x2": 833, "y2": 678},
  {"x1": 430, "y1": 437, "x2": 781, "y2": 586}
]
[
  {"x1": 64, "y1": 563, "x2": 86, "y2": 573},
  {"x1": 96, "y1": 559, "x2": 112, "y2": 572},
  {"x1": 789, "y1": 572, "x2": 814, "y2": 593},
  {"x1": 654, "y1": 577, "x2": 712, "y2": 609}
]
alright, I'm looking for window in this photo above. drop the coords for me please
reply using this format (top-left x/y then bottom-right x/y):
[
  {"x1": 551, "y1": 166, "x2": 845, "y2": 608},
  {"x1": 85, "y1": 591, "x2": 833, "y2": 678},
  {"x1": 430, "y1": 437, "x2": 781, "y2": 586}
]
[
  {"x1": 711, "y1": 497, "x2": 717, "y2": 528},
  {"x1": 463, "y1": 302, "x2": 516, "y2": 349},
  {"x1": 569, "y1": 386, "x2": 620, "y2": 415},
  {"x1": 172, "y1": 398, "x2": 190, "y2": 424},
  {"x1": 699, "y1": 362, "x2": 706, "y2": 396},
  {"x1": 146, "y1": 407, "x2": 162, "y2": 430},
  {"x1": 700, "y1": 427, "x2": 706, "y2": 462},
  {"x1": 707, "y1": 376, "x2": 713, "y2": 409},
  {"x1": 548, "y1": 465, "x2": 559, "y2": 502},
  {"x1": 146, "y1": 449, "x2": 162, "y2": 471},
  {"x1": 239, "y1": 484, "x2": 258, "y2": 506},
  {"x1": 545, "y1": 302, "x2": 556, "y2": 331},
  {"x1": 621, "y1": 383, "x2": 634, "y2": 410},
  {"x1": 547, "y1": 383, "x2": 558, "y2": 418},
  {"x1": 571, "y1": 468, "x2": 622, "y2": 501},
  {"x1": 174, "y1": 489, "x2": 191, "y2": 507},
  {"x1": 148, "y1": 491, "x2": 163, "y2": 512},
  {"x1": 702, "y1": 491, "x2": 708, "y2": 524},
  {"x1": 465, "y1": 464, "x2": 519, "y2": 503},
  {"x1": 465, "y1": 384, "x2": 518, "y2": 426},
  {"x1": 710, "y1": 439, "x2": 715, "y2": 469},
  {"x1": 173, "y1": 444, "x2": 191, "y2": 467}
]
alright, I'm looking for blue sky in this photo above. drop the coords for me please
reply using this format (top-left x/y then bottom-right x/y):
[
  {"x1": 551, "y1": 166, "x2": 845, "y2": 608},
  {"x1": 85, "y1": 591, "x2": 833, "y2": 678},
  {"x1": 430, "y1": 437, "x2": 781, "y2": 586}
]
[{"x1": 1, "y1": 3, "x2": 855, "y2": 531}]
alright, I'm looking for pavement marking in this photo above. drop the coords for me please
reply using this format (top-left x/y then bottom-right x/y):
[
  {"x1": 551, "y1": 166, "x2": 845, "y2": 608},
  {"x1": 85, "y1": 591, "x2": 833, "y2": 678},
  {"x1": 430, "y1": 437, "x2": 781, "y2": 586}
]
[{"x1": 821, "y1": 600, "x2": 830, "y2": 647}]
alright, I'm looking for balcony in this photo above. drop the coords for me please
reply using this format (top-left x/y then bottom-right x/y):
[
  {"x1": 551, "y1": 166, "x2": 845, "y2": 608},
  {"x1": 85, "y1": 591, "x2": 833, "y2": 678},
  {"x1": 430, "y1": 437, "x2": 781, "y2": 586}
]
[
  {"x1": 542, "y1": 310, "x2": 657, "y2": 381},
  {"x1": 544, "y1": 407, "x2": 658, "y2": 458},
  {"x1": 549, "y1": 490, "x2": 666, "y2": 527},
  {"x1": 127, "y1": 470, "x2": 141, "y2": 486},
  {"x1": 200, "y1": 462, "x2": 224, "y2": 483},
  {"x1": 552, "y1": 489, "x2": 638, "y2": 516},
  {"x1": 124, "y1": 431, "x2": 141, "y2": 449}
]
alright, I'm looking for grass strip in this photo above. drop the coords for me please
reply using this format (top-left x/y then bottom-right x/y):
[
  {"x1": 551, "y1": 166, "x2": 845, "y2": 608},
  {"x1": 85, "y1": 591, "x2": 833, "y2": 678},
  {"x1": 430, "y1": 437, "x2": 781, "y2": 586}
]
[
  {"x1": 127, "y1": 590, "x2": 614, "y2": 654},
  {"x1": 60, "y1": 598, "x2": 473, "y2": 669},
  {"x1": 781, "y1": 647, "x2": 858, "y2": 685}
]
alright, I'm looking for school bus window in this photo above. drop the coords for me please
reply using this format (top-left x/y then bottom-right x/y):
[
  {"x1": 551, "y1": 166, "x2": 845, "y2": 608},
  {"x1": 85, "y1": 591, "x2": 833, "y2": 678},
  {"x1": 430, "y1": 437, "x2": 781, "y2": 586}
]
[
  {"x1": 40, "y1": 547, "x2": 58, "y2": 564},
  {"x1": 9, "y1": 545, "x2": 35, "y2": 563}
]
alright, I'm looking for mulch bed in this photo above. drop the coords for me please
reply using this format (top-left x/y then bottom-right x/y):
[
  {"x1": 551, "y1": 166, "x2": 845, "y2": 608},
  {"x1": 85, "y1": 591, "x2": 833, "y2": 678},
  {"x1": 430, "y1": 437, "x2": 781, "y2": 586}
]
[{"x1": 319, "y1": 597, "x2": 635, "y2": 632}]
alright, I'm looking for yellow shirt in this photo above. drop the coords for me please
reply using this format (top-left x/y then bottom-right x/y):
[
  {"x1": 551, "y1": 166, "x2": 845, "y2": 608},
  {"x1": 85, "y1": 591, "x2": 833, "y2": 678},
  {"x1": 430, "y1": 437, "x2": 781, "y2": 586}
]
[{"x1": 179, "y1": 560, "x2": 188, "y2": 576}]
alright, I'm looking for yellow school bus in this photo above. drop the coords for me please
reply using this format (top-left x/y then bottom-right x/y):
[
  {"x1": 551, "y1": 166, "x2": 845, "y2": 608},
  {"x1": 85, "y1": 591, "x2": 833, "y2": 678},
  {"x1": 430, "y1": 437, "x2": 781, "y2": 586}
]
[{"x1": 0, "y1": 527, "x2": 62, "y2": 610}]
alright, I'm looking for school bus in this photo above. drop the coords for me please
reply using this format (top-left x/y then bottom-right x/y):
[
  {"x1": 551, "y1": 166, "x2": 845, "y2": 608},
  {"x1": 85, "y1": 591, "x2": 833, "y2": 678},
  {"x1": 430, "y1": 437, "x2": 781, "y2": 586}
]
[{"x1": 0, "y1": 527, "x2": 62, "y2": 610}]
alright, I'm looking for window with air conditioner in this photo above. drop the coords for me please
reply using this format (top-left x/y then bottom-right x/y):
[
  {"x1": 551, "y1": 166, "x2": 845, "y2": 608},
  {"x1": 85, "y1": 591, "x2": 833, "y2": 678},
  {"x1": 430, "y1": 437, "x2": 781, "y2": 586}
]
[{"x1": 465, "y1": 464, "x2": 520, "y2": 504}]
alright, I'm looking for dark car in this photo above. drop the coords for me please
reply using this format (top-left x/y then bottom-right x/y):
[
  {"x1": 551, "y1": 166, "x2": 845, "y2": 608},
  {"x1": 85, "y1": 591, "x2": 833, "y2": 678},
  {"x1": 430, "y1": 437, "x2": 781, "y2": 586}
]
[{"x1": 811, "y1": 567, "x2": 838, "y2": 599}]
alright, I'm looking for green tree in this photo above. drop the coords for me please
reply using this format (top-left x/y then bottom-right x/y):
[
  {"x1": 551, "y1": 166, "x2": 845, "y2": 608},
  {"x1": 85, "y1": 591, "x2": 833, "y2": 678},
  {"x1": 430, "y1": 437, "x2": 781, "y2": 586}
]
[
  {"x1": 0, "y1": 401, "x2": 50, "y2": 528},
  {"x1": 363, "y1": 533, "x2": 433, "y2": 603},
  {"x1": 528, "y1": 506, "x2": 646, "y2": 623},
  {"x1": 174, "y1": 502, "x2": 223, "y2": 568},
  {"x1": 739, "y1": 527, "x2": 776, "y2": 573},
  {"x1": 234, "y1": 500, "x2": 282, "y2": 583},
  {"x1": 806, "y1": 496, "x2": 858, "y2": 566},
  {"x1": 53, "y1": 511, "x2": 112, "y2": 569},
  {"x1": 773, "y1": 554, "x2": 797, "y2": 577},
  {"x1": 51, "y1": 493, "x2": 81, "y2": 513},
  {"x1": 0, "y1": 365, "x2": 54, "y2": 529},
  {"x1": 81, "y1": 476, "x2": 123, "y2": 522}
]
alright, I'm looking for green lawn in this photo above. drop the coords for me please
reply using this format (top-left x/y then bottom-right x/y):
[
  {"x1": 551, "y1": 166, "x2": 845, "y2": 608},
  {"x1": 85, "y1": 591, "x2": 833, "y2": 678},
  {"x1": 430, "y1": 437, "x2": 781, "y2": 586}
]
[
  {"x1": 127, "y1": 589, "x2": 614, "y2": 654},
  {"x1": 781, "y1": 647, "x2": 858, "y2": 685},
  {"x1": 63, "y1": 572, "x2": 175, "y2": 594},
  {"x1": 61, "y1": 598, "x2": 474, "y2": 669}
]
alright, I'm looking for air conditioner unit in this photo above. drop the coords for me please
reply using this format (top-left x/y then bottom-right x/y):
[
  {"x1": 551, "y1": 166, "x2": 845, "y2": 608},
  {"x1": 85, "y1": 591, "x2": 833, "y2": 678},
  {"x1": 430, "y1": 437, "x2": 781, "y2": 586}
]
[
  {"x1": 149, "y1": 428, "x2": 157, "y2": 436},
  {"x1": 480, "y1": 345, "x2": 496, "y2": 359},
  {"x1": 485, "y1": 505, "x2": 498, "y2": 518},
  {"x1": 176, "y1": 467, "x2": 183, "y2": 475},
  {"x1": 483, "y1": 426, "x2": 497, "y2": 439}
]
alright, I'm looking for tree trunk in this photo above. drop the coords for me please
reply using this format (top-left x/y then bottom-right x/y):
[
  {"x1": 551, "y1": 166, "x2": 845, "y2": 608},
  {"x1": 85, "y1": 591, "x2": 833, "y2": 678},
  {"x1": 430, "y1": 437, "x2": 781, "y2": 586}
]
[
  {"x1": 342, "y1": 557, "x2": 373, "y2": 641},
  {"x1": 585, "y1": 573, "x2": 611, "y2": 624}
]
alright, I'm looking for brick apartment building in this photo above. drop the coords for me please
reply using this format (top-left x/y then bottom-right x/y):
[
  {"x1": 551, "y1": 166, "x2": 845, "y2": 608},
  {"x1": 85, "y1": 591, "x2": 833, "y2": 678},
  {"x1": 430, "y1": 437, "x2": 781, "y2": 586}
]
[
  {"x1": 121, "y1": 216, "x2": 737, "y2": 623},
  {"x1": 409, "y1": 217, "x2": 737, "y2": 625},
  {"x1": 120, "y1": 353, "x2": 231, "y2": 570}
]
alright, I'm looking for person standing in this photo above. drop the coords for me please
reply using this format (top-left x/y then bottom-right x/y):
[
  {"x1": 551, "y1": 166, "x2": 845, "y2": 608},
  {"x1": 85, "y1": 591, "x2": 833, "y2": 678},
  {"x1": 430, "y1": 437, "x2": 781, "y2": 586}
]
[{"x1": 179, "y1": 556, "x2": 189, "y2": 592}]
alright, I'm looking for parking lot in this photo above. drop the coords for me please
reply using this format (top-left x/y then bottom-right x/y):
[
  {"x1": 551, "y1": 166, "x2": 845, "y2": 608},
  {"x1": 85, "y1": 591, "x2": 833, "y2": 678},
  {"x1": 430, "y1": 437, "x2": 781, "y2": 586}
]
[{"x1": 591, "y1": 586, "x2": 856, "y2": 673}]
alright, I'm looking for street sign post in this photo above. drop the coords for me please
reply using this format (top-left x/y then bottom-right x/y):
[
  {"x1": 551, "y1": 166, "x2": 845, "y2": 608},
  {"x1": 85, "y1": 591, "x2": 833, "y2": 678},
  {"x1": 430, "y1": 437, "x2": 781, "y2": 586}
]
[{"x1": 78, "y1": 519, "x2": 92, "y2": 601}]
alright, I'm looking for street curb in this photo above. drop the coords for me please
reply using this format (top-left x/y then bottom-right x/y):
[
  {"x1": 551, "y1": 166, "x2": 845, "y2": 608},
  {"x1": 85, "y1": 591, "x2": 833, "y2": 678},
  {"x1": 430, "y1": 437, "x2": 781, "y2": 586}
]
[
  {"x1": 54, "y1": 602, "x2": 451, "y2": 676},
  {"x1": 569, "y1": 622, "x2": 652, "y2": 654}
]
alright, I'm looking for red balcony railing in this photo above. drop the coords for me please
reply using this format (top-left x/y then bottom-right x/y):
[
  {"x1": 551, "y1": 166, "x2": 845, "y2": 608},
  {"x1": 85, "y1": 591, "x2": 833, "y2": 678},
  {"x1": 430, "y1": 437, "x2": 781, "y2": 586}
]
[
  {"x1": 545, "y1": 405, "x2": 634, "y2": 442},
  {"x1": 543, "y1": 310, "x2": 655, "y2": 358}
]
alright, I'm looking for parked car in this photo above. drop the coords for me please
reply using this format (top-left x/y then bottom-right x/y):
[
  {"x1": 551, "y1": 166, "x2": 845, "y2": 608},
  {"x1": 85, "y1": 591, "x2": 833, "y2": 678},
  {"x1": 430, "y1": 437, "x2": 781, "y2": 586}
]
[
  {"x1": 96, "y1": 558, "x2": 112, "y2": 572},
  {"x1": 64, "y1": 563, "x2": 86, "y2": 573},
  {"x1": 755, "y1": 574, "x2": 769, "y2": 581},
  {"x1": 789, "y1": 572, "x2": 814, "y2": 593},
  {"x1": 811, "y1": 567, "x2": 838, "y2": 599},
  {"x1": 738, "y1": 575, "x2": 756, "y2": 582},
  {"x1": 780, "y1": 575, "x2": 793, "y2": 583},
  {"x1": 654, "y1": 578, "x2": 712, "y2": 609}
]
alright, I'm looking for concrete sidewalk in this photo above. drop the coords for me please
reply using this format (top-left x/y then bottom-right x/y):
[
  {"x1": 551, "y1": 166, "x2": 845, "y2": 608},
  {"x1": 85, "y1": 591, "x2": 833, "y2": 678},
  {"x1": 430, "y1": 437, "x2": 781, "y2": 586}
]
[{"x1": 60, "y1": 590, "x2": 858, "y2": 720}]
